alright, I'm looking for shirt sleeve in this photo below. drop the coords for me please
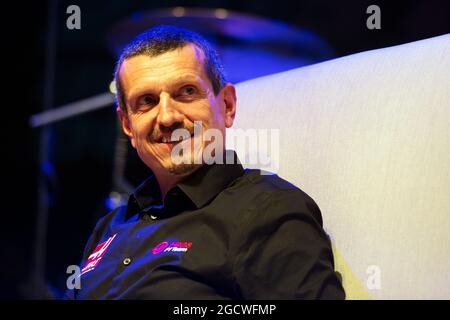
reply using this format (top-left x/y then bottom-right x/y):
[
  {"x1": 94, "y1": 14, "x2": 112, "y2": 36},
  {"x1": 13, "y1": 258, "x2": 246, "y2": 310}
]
[{"x1": 232, "y1": 189, "x2": 345, "y2": 300}]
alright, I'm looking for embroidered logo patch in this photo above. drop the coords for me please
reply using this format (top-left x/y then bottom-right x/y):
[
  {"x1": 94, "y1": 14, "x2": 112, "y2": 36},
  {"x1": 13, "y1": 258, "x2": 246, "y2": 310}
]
[
  {"x1": 81, "y1": 234, "x2": 117, "y2": 275},
  {"x1": 152, "y1": 241, "x2": 192, "y2": 254}
]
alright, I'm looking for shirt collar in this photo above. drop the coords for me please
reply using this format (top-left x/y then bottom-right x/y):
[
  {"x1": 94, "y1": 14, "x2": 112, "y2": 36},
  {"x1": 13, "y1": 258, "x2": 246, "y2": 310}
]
[{"x1": 126, "y1": 150, "x2": 244, "y2": 219}]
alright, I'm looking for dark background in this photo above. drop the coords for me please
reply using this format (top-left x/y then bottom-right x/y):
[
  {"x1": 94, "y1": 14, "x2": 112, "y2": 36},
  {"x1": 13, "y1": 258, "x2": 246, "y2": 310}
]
[{"x1": 3, "y1": 0, "x2": 449, "y2": 299}]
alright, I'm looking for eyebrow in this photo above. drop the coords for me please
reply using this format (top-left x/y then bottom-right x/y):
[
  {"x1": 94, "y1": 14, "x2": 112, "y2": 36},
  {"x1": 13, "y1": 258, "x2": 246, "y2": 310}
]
[
  {"x1": 127, "y1": 75, "x2": 205, "y2": 102},
  {"x1": 172, "y1": 74, "x2": 202, "y2": 83}
]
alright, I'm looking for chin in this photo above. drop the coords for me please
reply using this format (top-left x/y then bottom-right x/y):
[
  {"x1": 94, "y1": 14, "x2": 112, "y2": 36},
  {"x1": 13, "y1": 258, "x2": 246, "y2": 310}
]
[
  {"x1": 154, "y1": 151, "x2": 201, "y2": 176},
  {"x1": 165, "y1": 162, "x2": 201, "y2": 175},
  {"x1": 142, "y1": 141, "x2": 205, "y2": 176}
]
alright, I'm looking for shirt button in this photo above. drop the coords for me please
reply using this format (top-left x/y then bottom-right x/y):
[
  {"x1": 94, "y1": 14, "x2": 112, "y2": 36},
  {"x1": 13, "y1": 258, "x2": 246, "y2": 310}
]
[
  {"x1": 123, "y1": 258, "x2": 132, "y2": 266},
  {"x1": 150, "y1": 215, "x2": 157, "y2": 220}
]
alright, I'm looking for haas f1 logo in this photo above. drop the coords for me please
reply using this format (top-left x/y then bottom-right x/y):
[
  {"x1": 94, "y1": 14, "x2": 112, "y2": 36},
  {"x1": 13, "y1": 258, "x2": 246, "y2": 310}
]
[{"x1": 81, "y1": 234, "x2": 117, "y2": 276}]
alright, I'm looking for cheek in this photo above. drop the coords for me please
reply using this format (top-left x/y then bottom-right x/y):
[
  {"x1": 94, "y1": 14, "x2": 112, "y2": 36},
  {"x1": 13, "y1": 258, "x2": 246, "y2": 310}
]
[
  {"x1": 183, "y1": 102, "x2": 214, "y2": 125},
  {"x1": 209, "y1": 100, "x2": 226, "y2": 127},
  {"x1": 129, "y1": 114, "x2": 154, "y2": 139}
]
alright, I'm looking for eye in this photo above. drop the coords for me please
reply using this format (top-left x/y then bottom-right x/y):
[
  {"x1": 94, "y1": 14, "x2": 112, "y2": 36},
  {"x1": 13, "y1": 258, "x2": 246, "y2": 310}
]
[
  {"x1": 142, "y1": 95, "x2": 158, "y2": 105},
  {"x1": 136, "y1": 94, "x2": 159, "y2": 110},
  {"x1": 180, "y1": 85, "x2": 197, "y2": 96}
]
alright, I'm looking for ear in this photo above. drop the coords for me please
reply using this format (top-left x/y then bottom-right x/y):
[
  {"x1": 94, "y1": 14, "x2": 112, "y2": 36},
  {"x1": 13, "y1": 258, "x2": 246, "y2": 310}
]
[
  {"x1": 221, "y1": 83, "x2": 237, "y2": 128},
  {"x1": 117, "y1": 106, "x2": 136, "y2": 148}
]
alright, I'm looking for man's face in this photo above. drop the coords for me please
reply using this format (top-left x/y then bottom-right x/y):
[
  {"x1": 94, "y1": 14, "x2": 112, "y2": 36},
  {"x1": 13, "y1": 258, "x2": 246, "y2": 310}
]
[{"x1": 117, "y1": 44, "x2": 236, "y2": 176}]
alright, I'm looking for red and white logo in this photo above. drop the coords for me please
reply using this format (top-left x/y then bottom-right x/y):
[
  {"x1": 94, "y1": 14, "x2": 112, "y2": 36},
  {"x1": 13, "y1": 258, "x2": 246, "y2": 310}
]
[
  {"x1": 81, "y1": 234, "x2": 117, "y2": 276},
  {"x1": 152, "y1": 241, "x2": 192, "y2": 255}
]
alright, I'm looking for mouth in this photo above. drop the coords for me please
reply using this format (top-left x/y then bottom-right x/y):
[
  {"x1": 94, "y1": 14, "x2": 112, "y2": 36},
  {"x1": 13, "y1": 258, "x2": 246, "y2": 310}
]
[{"x1": 156, "y1": 133, "x2": 195, "y2": 145}]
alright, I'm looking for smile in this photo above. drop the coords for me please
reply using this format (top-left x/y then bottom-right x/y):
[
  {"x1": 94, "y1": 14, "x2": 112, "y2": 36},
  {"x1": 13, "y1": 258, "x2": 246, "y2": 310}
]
[{"x1": 158, "y1": 134, "x2": 194, "y2": 144}]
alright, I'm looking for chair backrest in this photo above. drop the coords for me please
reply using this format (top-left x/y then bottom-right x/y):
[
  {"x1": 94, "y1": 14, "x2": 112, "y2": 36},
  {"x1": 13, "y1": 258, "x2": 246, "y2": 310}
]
[{"x1": 229, "y1": 34, "x2": 450, "y2": 299}]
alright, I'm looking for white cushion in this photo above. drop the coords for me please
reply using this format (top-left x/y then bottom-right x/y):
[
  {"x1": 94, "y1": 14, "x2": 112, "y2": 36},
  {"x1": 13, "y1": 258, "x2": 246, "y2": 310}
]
[{"x1": 229, "y1": 34, "x2": 450, "y2": 299}]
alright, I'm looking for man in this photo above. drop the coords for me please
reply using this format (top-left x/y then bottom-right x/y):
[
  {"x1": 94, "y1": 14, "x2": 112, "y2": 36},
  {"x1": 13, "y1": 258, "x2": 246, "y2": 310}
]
[{"x1": 68, "y1": 25, "x2": 345, "y2": 299}]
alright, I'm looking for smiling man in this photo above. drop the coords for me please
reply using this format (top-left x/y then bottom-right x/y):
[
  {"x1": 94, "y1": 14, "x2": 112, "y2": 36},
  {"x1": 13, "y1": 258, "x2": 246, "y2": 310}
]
[
  {"x1": 67, "y1": 25, "x2": 345, "y2": 300},
  {"x1": 116, "y1": 40, "x2": 236, "y2": 194}
]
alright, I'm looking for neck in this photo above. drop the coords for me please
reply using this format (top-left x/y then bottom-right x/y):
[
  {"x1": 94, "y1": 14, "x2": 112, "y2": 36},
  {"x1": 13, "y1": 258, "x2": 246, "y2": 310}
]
[
  {"x1": 153, "y1": 166, "x2": 201, "y2": 199},
  {"x1": 154, "y1": 172, "x2": 185, "y2": 199}
]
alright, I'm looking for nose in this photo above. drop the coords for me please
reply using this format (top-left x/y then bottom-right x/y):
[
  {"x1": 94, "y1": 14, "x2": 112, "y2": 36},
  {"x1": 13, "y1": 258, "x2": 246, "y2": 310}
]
[{"x1": 156, "y1": 92, "x2": 183, "y2": 128}]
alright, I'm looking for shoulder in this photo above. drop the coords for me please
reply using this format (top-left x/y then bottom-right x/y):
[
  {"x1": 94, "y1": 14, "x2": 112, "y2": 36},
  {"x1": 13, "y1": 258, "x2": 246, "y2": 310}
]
[
  {"x1": 80, "y1": 205, "x2": 127, "y2": 258},
  {"x1": 232, "y1": 169, "x2": 323, "y2": 226}
]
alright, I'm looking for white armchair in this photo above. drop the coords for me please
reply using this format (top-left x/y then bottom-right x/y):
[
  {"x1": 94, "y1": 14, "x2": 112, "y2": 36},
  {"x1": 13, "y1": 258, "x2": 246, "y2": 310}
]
[{"x1": 230, "y1": 34, "x2": 450, "y2": 299}]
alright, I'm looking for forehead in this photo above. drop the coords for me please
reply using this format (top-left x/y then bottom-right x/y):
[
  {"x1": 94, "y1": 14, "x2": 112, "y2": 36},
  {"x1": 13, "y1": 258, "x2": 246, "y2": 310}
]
[{"x1": 119, "y1": 44, "x2": 209, "y2": 92}]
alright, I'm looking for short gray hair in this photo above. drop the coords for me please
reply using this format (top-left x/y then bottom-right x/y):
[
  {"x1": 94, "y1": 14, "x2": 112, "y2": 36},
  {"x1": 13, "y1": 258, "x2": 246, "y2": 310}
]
[{"x1": 114, "y1": 25, "x2": 228, "y2": 113}]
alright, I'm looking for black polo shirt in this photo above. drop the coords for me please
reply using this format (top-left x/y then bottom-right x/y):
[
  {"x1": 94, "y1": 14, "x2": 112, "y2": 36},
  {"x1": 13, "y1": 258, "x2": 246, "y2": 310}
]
[{"x1": 67, "y1": 151, "x2": 345, "y2": 300}]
